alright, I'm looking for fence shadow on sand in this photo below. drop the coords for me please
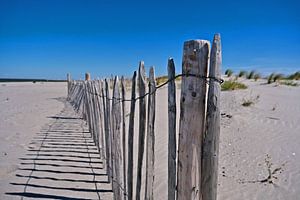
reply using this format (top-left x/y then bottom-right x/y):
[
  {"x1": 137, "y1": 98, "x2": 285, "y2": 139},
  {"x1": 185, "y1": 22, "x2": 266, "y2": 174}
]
[{"x1": 6, "y1": 101, "x2": 113, "y2": 200}]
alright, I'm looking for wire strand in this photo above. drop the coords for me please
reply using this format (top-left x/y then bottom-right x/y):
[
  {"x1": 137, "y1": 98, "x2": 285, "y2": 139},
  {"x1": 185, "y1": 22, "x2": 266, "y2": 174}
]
[{"x1": 76, "y1": 73, "x2": 223, "y2": 102}]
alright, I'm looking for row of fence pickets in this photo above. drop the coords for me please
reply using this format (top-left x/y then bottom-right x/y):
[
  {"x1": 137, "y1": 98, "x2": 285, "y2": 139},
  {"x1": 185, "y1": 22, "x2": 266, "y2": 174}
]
[{"x1": 67, "y1": 34, "x2": 221, "y2": 200}]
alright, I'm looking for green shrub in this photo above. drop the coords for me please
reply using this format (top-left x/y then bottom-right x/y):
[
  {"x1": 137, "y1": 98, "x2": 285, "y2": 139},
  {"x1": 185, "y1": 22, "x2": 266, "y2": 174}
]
[{"x1": 221, "y1": 80, "x2": 248, "y2": 91}]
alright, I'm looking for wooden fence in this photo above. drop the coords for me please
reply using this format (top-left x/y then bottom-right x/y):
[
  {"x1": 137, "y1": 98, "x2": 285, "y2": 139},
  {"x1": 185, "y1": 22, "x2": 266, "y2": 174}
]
[{"x1": 67, "y1": 34, "x2": 222, "y2": 200}]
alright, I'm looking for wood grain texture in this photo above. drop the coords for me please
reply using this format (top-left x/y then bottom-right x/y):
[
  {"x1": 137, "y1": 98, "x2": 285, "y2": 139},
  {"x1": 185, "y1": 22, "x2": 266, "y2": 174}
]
[
  {"x1": 145, "y1": 67, "x2": 156, "y2": 200},
  {"x1": 177, "y1": 40, "x2": 210, "y2": 200},
  {"x1": 202, "y1": 34, "x2": 221, "y2": 200},
  {"x1": 135, "y1": 61, "x2": 146, "y2": 200},
  {"x1": 127, "y1": 72, "x2": 137, "y2": 200},
  {"x1": 167, "y1": 58, "x2": 177, "y2": 200}
]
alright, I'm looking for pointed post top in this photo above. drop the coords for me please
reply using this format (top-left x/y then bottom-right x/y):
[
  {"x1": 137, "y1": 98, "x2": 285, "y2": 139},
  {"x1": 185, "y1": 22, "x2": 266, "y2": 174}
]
[{"x1": 138, "y1": 61, "x2": 146, "y2": 84}]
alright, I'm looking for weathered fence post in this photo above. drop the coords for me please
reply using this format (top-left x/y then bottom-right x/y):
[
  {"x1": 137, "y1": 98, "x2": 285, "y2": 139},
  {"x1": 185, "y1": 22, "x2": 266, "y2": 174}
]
[
  {"x1": 90, "y1": 81, "x2": 99, "y2": 148},
  {"x1": 105, "y1": 79, "x2": 112, "y2": 183},
  {"x1": 111, "y1": 76, "x2": 123, "y2": 200},
  {"x1": 202, "y1": 34, "x2": 222, "y2": 200},
  {"x1": 136, "y1": 61, "x2": 146, "y2": 200},
  {"x1": 94, "y1": 81, "x2": 105, "y2": 158},
  {"x1": 167, "y1": 58, "x2": 176, "y2": 200},
  {"x1": 145, "y1": 67, "x2": 156, "y2": 200},
  {"x1": 177, "y1": 40, "x2": 210, "y2": 200},
  {"x1": 121, "y1": 76, "x2": 127, "y2": 200},
  {"x1": 84, "y1": 81, "x2": 94, "y2": 138},
  {"x1": 89, "y1": 81, "x2": 100, "y2": 149},
  {"x1": 101, "y1": 80, "x2": 111, "y2": 183},
  {"x1": 127, "y1": 71, "x2": 137, "y2": 200},
  {"x1": 67, "y1": 73, "x2": 71, "y2": 98}
]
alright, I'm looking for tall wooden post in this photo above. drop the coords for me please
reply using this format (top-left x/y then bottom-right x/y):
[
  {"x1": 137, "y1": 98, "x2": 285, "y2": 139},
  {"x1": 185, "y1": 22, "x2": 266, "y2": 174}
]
[
  {"x1": 127, "y1": 72, "x2": 137, "y2": 200},
  {"x1": 121, "y1": 76, "x2": 127, "y2": 200},
  {"x1": 167, "y1": 58, "x2": 177, "y2": 200},
  {"x1": 112, "y1": 76, "x2": 123, "y2": 200},
  {"x1": 105, "y1": 79, "x2": 112, "y2": 183},
  {"x1": 67, "y1": 73, "x2": 71, "y2": 98},
  {"x1": 145, "y1": 67, "x2": 156, "y2": 200},
  {"x1": 202, "y1": 34, "x2": 222, "y2": 200},
  {"x1": 135, "y1": 61, "x2": 146, "y2": 200},
  {"x1": 177, "y1": 40, "x2": 210, "y2": 200}
]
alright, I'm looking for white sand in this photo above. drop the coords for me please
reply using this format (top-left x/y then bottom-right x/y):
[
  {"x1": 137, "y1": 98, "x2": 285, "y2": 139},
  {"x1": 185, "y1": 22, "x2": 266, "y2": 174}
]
[
  {"x1": 0, "y1": 82, "x2": 113, "y2": 199},
  {"x1": 218, "y1": 79, "x2": 300, "y2": 200},
  {"x1": 1, "y1": 80, "x2": 299, "y2": 199},
  {"x1": 0, "y1": 82, "x2": 66, "y2": 199}
]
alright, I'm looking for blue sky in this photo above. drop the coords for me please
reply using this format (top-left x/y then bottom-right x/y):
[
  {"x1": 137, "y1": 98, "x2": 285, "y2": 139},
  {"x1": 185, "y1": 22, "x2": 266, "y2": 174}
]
[{"x1": 0, "y1": 0, "x2": 299, "y2": 79}]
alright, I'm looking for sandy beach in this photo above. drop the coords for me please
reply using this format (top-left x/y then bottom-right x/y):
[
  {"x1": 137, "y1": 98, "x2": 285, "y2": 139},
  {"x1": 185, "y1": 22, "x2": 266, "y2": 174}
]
[{"x1": 0, "y1": 80, "x2": 299, "y2": 199}]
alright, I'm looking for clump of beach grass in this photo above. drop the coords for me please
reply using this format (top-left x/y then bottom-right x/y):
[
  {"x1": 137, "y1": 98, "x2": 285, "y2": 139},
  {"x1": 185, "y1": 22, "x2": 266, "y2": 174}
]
[
  {"x1": 247, "y1": 70, "x2": 255, "y2": 79},
  {"x1": 221, "y1": 80, "x2": 247, "y2": 91},
  {"x1": 279, "y1": 80, "x2": 298, "y2": 87},
  {"x1": 242, "y1": 95, "x2": 260, "y2": 107},
  {"x1": 156, "y1": 75, "x2": 168, "y2": 85},
  {"x1": 242, "y1": 100, "x2": 254, "y2": 107},
  {"x1": 238, "y1": 70, "x2": 248, "y2": 78},
  {"x1": 225, "y1": 69, "x2": 234, "y2": 77},
  {"x1": 254, "y1": 73, "x2": 261, "y2": 81},
  {"x1": 267, "y1": 73, "x2": 275, "y2": 84},
  {"x1": 286, "y1": 71, "x2": 300, "y2": 80},
  {"x1": 273, "y1": 74, "x2": 284, "y2": 82},
  {"x1": 267, "y1": 71, "x2": 299, "y2": 85}
]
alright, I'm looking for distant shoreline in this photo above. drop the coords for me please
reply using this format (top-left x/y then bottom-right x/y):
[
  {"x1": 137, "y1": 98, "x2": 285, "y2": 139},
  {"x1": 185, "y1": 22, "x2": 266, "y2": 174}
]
[{"x1": 0, "y1": 78, "x2": 67, "y2": 83}]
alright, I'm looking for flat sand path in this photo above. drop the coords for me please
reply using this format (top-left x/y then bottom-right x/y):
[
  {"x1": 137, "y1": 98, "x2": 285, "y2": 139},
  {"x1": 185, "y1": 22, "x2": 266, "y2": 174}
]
[
  {"x1": 5, "y1": 102, "x2": 113, "y2": 199},
  {"x1": 0, "y1": 82, "x2": 113, "y2": 200}
]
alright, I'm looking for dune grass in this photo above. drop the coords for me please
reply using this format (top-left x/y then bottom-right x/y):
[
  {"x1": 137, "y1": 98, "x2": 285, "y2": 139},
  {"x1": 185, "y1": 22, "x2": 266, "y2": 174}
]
[
  {"x1": 221, "y1": 80, "x2": 247, "y2": 91},
  {"x1": 267, "y1": 72, "x2": 300, "y2": 85},
  {"x1": 273, "y1": 74, "x2": 284, "y2": 82},
  {"x1": 238, "y1": 70, "x2": 248, "y2": 78},
  {"x1": 225, "y1": 69, "x2": 234, "y2": 77},
  {"x1": 279, "y1": 80, "x2": 299, "y2": 87},
  {"x1": 241, "y1": 95, "x2": 260, "y2": 107},
  {"x1": 254, "y1": 73, "x2": 261, "y2": 81},
  {"x1": 242, "y1": 100, "x2": 254, "y2": 107},
  {"x1": 286, "y1": 71, "x2": 300, "y2": 80},
  {"x1": 267, "y1": 73, "x2": 275, "y2": 84},
  {"x1": 247, "y1": 70, "x2": 255, "y2": 79},
  {"x1": 156, "y1": 75, "x2": 168, "y2": 85}
]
